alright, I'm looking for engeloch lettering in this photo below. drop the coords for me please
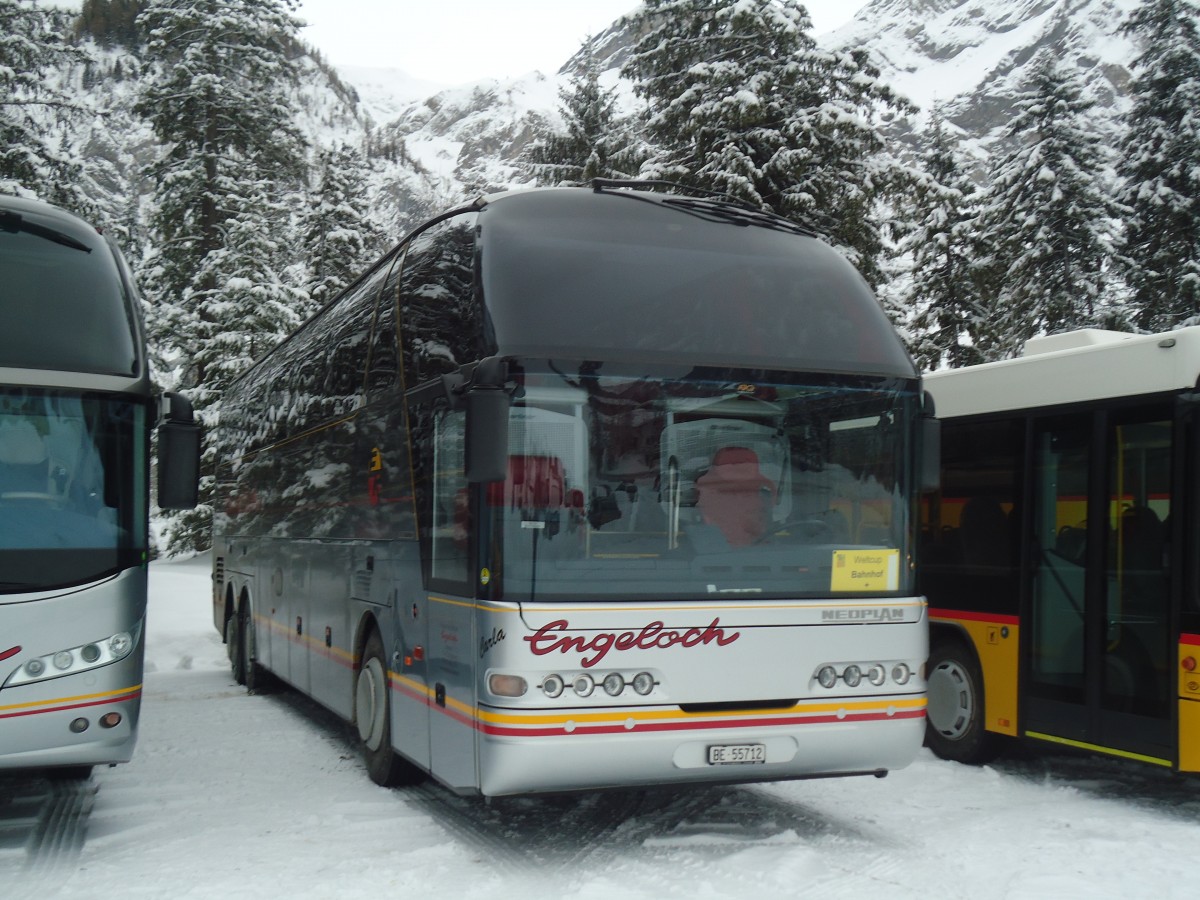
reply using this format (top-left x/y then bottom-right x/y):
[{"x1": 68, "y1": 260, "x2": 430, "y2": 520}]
[{"x1": 524, "y1": 618, "x2": 740, "y2": 668}]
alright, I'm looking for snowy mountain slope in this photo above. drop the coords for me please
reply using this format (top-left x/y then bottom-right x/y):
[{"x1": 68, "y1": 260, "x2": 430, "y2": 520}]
[
  {"x1": 826, "y1": 0, "x2": 1140, "y2": 143},
  {"x1": 329, "y1": 0, "x2": 1145, "y2": 201}
]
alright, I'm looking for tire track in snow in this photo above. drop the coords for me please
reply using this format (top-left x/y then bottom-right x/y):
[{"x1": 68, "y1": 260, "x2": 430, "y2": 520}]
[{"x1": 0, "y1": 772, "x2": 97, "y2": 898}]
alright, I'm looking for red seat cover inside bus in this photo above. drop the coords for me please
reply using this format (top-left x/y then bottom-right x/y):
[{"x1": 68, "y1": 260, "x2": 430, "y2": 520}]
[
  {"x1": 695, "y1": 446, "x2": 774, "y2": 546},
  {"x1": 488, "y1": 455, "x2": 566, "y2": 508}
]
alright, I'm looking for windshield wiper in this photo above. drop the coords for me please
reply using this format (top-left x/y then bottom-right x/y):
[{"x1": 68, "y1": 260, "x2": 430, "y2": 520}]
[{"x1": 0, "y1": 210, "x2": 92, "y2": 253}]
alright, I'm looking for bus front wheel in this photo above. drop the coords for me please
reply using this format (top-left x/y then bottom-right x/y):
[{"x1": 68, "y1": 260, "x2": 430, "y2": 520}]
[
  {"x1": 355, "y1": 630, "x2": 422, "y2": 787},
  {"x1": 925, "y1": 638, "x2": 996, "y2": 764}
]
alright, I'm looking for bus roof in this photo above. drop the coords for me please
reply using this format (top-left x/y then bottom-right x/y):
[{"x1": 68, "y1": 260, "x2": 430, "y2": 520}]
[
  {"x1": 924, "y1": 326, "x2": 1200, "y2": 418},
  {"x1": 476, "y1": 187, "x2": 916, "y2": 379}
]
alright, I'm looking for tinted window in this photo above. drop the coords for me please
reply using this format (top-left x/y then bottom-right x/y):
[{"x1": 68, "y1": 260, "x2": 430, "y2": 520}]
[
  {"x1": 478, "y1": 190, "x2": 913, "y2": 377},
  {"x1": 0, "y1": 223, "x2": 138, "y2": 376},
  {"x1": 397, "y1": 214, "x2": 484, "y2": 386},
  {"x1": 920, "y1": 417, "x2": 1023, "y2": 617}
]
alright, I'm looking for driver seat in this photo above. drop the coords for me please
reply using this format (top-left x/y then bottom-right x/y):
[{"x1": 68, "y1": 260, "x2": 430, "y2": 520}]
[{"x1": 694, "y1": 446, "x2": 774, "y2": 546}]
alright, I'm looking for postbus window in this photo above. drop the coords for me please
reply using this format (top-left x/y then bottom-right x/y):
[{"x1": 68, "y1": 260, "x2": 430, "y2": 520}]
[
  {"x1": 1104, "y1": 410, "x2": 1171, "y2": 716},
  {"x1": 919, "y1": 417, "x2": 1023, "y2": 616}
]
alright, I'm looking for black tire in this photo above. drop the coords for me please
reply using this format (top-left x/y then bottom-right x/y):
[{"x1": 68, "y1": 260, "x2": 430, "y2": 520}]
[
  {"x1": 925, "y1": 637, "x2": 998, "y2": 764},
  {"x1": 227, "y1": 607, "x2": 246, "y2": 686},
  {"x1": 238, "y1": 601, "x2": 262, "y2": 693},
  {"x1": 355, "y1": 630, "x2": 423, "y2": 787},
  {"x1": 230, "y1": 600, "x2": 265, "y2": 692}
]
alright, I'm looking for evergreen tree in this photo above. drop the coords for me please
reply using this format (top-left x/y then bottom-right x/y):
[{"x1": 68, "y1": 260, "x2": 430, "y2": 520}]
[
  {"x1": 524, "y1": 54, "x2": 641, "y2": 185},
  {"x1": 621, "y1": 0, "x2": 912, "y2": 287},
  {"x1": 135, "y1": 0, "x2": 308, "y2": 552},
  {"x1": 0, "y1": 0, "x2": 89, "y2": 201},
  {"x1": 76, "y1": 0, "x2": 147, "y2": 48},
  {"x1": 1117, "y1": 0, "x2": 1200, "y2": 331},
  {"x1": 302, "y1": 143, "x2": 383, "y2": 313},
  {"x1": 974, "y1": 51, "x2": 1122, "y2": 360},
  {"x1": 903, "y1": 110, "x2": 989, "y2": 370}
]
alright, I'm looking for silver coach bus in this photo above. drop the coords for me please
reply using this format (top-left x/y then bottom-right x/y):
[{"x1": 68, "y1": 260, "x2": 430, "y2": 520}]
[
  {"x1": 0, "y1": 194, "x2": 199, "y2": 776},
  {"x1": 213, "y1": 184, "x2": 934, "y2": 796}
]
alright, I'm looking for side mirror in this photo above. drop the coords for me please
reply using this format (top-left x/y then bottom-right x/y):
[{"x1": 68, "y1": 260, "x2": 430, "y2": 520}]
[
  {"x1": 464, "y1": 357, "x2": 510, "y2": 483},
  {"x1": 157, "y1": 392, "x2": 201, "y2": 510}
]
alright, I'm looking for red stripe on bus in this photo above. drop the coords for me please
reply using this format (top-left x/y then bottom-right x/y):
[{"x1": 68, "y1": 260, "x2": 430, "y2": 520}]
[
  {"x1": 0, "y1": 689, "x2": 142, "y2": 721},
  {"x1": 389, "y1": 679, "x2": 924, "y2": 736},
  {"x1": 0, "y1": 646, "x2": 20, "y2": 663},
  {"x1": 475, "y1": 708, "x2": 927, "y2": 738},
  {"x1": 929, "y1": 608, "x2": 1019, "y2": 626}
]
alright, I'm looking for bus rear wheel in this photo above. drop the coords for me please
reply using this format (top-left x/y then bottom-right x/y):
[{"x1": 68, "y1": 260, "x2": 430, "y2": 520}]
[
  {"x1": 925, "y1": 638, "x2": 996, "y2": 764},
  {"x1": 355, "y1": 630, "x2": 422, "y2": 787},
  {"x1": 230, "y1": 600, "x2": 264, "y2": 692}
]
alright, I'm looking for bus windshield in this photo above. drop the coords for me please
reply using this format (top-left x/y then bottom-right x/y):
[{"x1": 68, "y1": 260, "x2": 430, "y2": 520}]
[
  {"x1": 480, "y1": 364, "x2": 917, "y2": 602},
  {"x1": 0, "y1": 388, "x2": 147, "y2": 593}
]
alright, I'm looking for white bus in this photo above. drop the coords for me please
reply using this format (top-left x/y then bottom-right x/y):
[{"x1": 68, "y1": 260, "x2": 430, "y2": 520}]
[
  {"x1": 0, "y1": 195, "x2": 200, "y2": 776},
  {"x1": 922, "y1": 327, "x2": 1200, "y2": 771},
  {"x1": 213, "y1": 184, "x2": 933, "y2": 796}
]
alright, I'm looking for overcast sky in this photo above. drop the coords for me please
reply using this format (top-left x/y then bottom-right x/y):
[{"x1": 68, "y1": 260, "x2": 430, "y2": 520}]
[{"x1": 295, "y1": 1, "x2": 867, "y2": 85}]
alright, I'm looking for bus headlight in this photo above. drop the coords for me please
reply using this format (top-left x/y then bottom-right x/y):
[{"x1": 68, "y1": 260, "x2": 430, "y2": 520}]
[
  {"x1": 631, "y1": 672, "x2": 655, "y2": 696},
  {"x1": 842, "y1": 665, "x2": 862, "y2": 687},
  {"x1": 892, "y1": 663, "x2": 911, "y2": 685},
  {"x1": 3, "y1": 622, "x2": 142, "y2": 688},
  {"x1": 541, "y1": 674, "x2": 565, "y2": 698},
  {"x1": 109, "y1": 632, "x2": 134, "y2": 657},
  {"x1": 602, "y1": 673, "x2": 625, "y2": 696},
  {"x1": 816, "y1": 666, "x2": 838, "y2": 689},
  {"x1": 572, "y1": 674, "x2": 595, "y2": 698}
]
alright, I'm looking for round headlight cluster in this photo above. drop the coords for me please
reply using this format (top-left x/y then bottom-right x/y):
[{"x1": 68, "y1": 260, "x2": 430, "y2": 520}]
[
  {"x1": 7, "y1": 627, "x2": 139, "y2": 688},
  {"x1": 540, "y1": 670, "x2": 657, "y2": 699},
  {"x1": 814, "y1": 661, "x2": 914, "y2": 690}
]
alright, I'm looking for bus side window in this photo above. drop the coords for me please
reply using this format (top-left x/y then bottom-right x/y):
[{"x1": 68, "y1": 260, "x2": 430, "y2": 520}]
[
  {"x1": 431, "y1": 410, "x2": 470, "y2": 588},
  {"x1": 397, "y1": 214, "x2": 483, "y2": 386}
]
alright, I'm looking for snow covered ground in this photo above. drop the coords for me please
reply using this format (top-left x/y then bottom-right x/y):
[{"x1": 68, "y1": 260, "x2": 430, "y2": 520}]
[{"x1": 6, "y1": 553, "x2": 1200, "y2": 899}]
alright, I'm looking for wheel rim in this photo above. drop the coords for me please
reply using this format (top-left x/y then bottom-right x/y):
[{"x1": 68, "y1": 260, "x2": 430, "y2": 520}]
[
  {"x1": 356, "y1": 657, "x2": 387, "y2": 750},
  {"x1": 927, "y1": 658, "x2": 974, "y2": 740}
]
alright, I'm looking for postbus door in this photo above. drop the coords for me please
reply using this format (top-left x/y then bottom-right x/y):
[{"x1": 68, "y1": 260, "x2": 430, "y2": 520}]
[{"x1": 1025, "y1": 406, "x2": 1174, "y2": 765}]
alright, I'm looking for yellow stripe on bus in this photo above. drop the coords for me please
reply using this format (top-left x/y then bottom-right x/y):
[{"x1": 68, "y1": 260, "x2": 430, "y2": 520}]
[
  {"x1": 1024, "y1": 730, "x2": 1172, "y2": 767},
  {"x1": 0, "y1": 684, "x2": 142, "y2": 714},
  {"x1": 390, "y1": 673, "x2": 924, "y2": 726}
]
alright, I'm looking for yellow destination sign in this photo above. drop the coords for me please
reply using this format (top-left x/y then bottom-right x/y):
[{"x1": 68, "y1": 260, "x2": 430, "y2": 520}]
[{"x1": 830, "y1": 549, "x2": 900, "y2": 592}]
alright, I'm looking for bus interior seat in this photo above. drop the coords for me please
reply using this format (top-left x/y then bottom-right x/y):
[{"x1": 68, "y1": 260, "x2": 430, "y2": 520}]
[
  {"x1": 694, "y1": 446, "x2": 774, "y2": 547},
  {"x1": 0, "y1": 418, "x2": 53, "y2": 500},
  {"x1": 489, "y1": 455, "x2": 571, "y2": 513},
  {"x1": 1055, "y1": 524, "x2": 1087, "y2": 564}
]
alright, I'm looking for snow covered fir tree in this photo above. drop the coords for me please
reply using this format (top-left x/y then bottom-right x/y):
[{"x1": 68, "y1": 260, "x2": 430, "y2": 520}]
[{"x1": 3, "y1": 0, "x2": 1200, "y2": 553}]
